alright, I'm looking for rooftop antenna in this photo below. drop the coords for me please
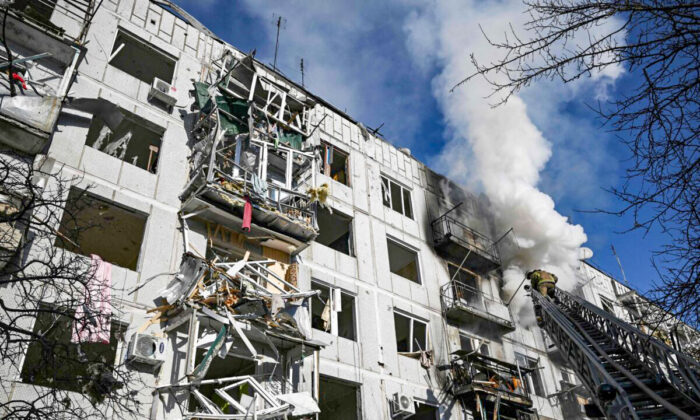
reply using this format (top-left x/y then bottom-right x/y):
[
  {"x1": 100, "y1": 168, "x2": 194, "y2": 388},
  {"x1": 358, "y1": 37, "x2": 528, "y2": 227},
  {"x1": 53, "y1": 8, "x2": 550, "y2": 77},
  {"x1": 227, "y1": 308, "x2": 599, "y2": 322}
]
[
  {"x1": 611, "y1": 244, "x2": 629, "y2": 286},
  {"x1": 300, "y1": 58, "x2": 305, "y2": 87},
  {"x1": 272, "y1": 14, "x2": 286, "y2": 71}
]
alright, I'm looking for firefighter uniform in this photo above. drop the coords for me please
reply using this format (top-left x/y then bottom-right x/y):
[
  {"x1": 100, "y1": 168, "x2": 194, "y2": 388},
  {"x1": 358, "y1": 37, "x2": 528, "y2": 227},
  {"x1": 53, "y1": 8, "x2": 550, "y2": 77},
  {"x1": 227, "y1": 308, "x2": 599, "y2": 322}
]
[{"x1": 527, "y1": 269, "x2": 558, "y2": 297}]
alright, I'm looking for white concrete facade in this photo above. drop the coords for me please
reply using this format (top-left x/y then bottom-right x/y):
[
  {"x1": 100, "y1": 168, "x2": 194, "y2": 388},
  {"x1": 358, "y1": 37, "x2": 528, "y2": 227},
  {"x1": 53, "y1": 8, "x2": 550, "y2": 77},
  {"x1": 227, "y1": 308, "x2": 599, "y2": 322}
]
[{"x1": 1, "y1": 1, "x2": 696, "y2": 419}]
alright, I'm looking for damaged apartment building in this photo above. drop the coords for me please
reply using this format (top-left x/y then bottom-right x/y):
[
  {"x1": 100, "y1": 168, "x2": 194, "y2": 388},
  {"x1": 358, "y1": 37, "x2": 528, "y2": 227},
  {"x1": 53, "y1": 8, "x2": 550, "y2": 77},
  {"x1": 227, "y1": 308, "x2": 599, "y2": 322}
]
[{"x1": 1, "y1": 1, "x2": 699, "y2": 419}]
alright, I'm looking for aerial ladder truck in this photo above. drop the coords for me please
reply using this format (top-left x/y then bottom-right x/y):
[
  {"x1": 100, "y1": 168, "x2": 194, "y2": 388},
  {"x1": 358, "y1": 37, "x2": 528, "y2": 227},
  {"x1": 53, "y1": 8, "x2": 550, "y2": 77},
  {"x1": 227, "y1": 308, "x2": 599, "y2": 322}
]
[{"x1": 526, "y1": 273, "x2": 700, "y2": 419}]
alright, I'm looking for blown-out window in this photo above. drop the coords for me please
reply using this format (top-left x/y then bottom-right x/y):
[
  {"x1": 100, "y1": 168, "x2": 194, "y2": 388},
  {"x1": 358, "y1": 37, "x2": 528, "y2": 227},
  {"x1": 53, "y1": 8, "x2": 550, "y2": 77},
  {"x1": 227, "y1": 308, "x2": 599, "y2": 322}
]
[
  {"x1": 109, "y1": 29, "x2": 176, "y2": 84},
  {"x1": 387, "y1": 238, "x2": 420, "y2": 283},
  {"x1": 311, "y1": 281, "x2": 356, "y2": 341},
  {"x1": 515, "y1": 352, "x2": 546, "y2": 397},
  {"x1": 320, "y1": 142, "x2": 349, "y2": 186}
]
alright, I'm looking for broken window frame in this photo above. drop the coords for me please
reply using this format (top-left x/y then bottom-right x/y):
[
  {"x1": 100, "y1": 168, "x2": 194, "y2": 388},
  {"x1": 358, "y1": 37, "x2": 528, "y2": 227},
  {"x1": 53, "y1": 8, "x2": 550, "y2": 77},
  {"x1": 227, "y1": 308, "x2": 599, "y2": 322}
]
[
  {"x1": 211, "y1": 50, "x2": 313, "y2": 137},
  {"x1": 459, "y1": 333, "x2": 490, "y2": 356},
  {"x1": 108, "y1": 28, "x2": 177, "y2": 85},
  {"x1": 599, "y1": 295, "x2": 615, "y2": 315},
  {"x1": 515, "y1": 352, "x2": 546, "y2": 398},
  {"x1": 381, "y1": 175, "x2": 413, "y2": 219},
  {"x1": 448, "y1": 263, "x2": 483, "y2": 309},
  {"x1": 315, "y1": 207, "x2": 354, "y2": 256},
  {"x1": 320, "y1": 141, "x2": 350, "y2": 186},
  {"x1": 319, "y1": 376, "x2": 362, "y2": 419},
  {"x1": 394, "y1": 311, "x2": 429, "y2": 354},
  {"x1": 310, "y1": 280, "x2": 357, "y2": 341},
  {"x1": 387, "y1": 237, "x2": 421, "y2": 284}
]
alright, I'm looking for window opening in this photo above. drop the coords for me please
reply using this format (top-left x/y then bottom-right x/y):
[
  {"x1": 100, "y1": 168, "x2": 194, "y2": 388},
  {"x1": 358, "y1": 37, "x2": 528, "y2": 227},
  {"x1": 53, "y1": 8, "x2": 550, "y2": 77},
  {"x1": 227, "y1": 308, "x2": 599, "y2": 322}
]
[
  {"x1": 311, "y1": 281, "x2": 356, "y2": 341},
  {"x1": 318, "y1": 376, "x2": 361, "y2": 420},
  {"x1": 394, "y1": 312, "x2": 427, "y2": 353},
  {"x1": 316, "y1": 207, "x2": 353, "y2": 256},
  {"x1": 109, "y1": 29, "x2": 176, "y2": 84},
  {"x1": 600, "y1": 296, "x2": 615, "y2": 314},
  {"x1": 188, "y1": 350, "x2": 257, "y2": 414},
  {"x1": 459, "y1": 334, "x2": 489, "y2": 356},
  {"x1": 320, "y1": 143, "x2": 349, "y2": 186},
  {"x1": 55, "y1": 188, "x2": 147, "y2": 271},
  {"x1": 515, "y1": 353, "x2": 546, "y2": 397},
  {"x1": 85, "y1": 106, "x2": 164, "y2": 173},
  {"x1": 21, "y1": 304, "x2": 126, "y2": 394},
  {"x1": 381, "y1": 176, "x2": 412, "y2": 219},
  {"x1": 448, "y1": 263, "x2": 481, "y2": 308},
  {"x1": 387, "y1": 238, "x2": 420, "y2": 283},
  {"x1": 406, "y1": 402, "x2": 439, "y2": 420}
]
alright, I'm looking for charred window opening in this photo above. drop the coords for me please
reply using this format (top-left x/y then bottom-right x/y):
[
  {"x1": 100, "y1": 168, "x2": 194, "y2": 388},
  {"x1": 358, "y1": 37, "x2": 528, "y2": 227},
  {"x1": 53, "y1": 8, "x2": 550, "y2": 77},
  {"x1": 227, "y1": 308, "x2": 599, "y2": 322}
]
[
  {"x1": 394, "y1": 312, "x2": 427, "y2": 353},
  {"x1": 316, "y1": 207, "x2": 353, "y2": 256},
  {"x1": 20, "y1": 304, "x2": 126, "y2": 394},
  {"x1": 319, "y1": 376, "x2": 361, "y2": 420},
  {"x1": 85, "y1": 107, "x2": 164, "y2": 173},
  {"x1": 320, "y1": 142, "x2": 349, "y2": 186},
  {"x1": 459, "y1": 334, "x2": 489, "y2": 356},
  {"x1": 311, "y1": 281, "x2": 356, "y2": 341},
  {"x1": 109, "y1": 29, "x2": 176, "y2": 84},
  {"x1": 515, "y1": 353, "x2": 546, "y2": 397},
  {"x1": 387, "y1": 238, "x2": 420, "y2": 283},
  {"x1": 55, "y1": 188, "x2": 147, "y2": 271},
  {"x1": 449, "y1": 264, "x2": 481, "y2": 306},
  {"x1": 381, "y1": 176, "x2": 413, "y2": 219}
]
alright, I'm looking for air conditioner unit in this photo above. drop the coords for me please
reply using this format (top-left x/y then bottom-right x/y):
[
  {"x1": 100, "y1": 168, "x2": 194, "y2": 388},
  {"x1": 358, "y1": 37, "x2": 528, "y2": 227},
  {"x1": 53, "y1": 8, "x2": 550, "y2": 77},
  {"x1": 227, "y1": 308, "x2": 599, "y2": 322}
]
[
  {"x1": 392, "y1": 392, "x2": 415, "y2": 417},
  {"x1": 126, "y1": 333, "x2": 166, "y2": 366},
  {"x1": 148, "y1": 77, "x2": 177, "y2": 106}
]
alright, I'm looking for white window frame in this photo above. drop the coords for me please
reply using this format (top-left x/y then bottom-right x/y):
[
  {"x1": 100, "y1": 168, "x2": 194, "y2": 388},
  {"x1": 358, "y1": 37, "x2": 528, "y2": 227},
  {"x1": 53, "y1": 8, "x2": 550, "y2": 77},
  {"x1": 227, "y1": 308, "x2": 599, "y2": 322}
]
[
  {"x1": 381, "y1": 175, "x2": 413, "y2": 219},
  {"x1": 515, "y1": 352, "x2": 547, "y2": 398},
  {"x1": 394, "y1": 310, "x2": 429, "y2": 353},
  {"x1": 311, "y1": 280, "x2": 357, "y2": 341}
]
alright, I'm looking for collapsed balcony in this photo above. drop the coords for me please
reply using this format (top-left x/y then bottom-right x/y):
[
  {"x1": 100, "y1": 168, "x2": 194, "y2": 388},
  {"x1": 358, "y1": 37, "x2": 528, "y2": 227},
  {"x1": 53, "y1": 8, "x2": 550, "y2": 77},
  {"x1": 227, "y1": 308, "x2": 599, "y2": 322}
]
[
  {"x1": 151, "y1": 252, "x2": 324, "y2": 419},
  {"x1": 446, "y1": 351, "x2": 534, "y2": 417},
  {"x1": 440, "y1": 280, "x2": 515, "y2": 330},
  {"x1": 432, "y1": 213, "x2": 501, "y2": 273},
  {"x1": 0, "y1": 2, "x2": 91, "y2": 154},
  {"x1": 181, "y1": 52, "x2": 319, "y2": 255}
]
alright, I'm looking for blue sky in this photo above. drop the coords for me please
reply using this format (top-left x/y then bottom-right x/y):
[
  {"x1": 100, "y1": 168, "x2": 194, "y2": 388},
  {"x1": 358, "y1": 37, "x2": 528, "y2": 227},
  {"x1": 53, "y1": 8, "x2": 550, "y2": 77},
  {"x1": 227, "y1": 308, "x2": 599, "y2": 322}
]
[{"x1": 173, "y1": 0, "x2": 669, "y2": 295}]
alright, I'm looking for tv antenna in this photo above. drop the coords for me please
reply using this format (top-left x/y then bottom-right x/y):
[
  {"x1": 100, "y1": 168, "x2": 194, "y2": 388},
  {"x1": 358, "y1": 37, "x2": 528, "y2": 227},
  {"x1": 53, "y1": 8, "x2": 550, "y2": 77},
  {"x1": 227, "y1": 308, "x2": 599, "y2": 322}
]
[
  {"x1": 300, "y1": 58, "x2": 305, "y2": 87},
  {"x1": 272, "y1": 14, "x2": 286, "y2": 71}
]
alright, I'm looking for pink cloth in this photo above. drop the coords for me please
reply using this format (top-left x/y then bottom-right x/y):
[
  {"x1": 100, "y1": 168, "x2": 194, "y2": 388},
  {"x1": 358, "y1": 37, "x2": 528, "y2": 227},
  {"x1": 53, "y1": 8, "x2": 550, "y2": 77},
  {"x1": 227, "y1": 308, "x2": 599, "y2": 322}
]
[
  {"x1": 242, "y1": 196, "x2": 252, "y2": 232},
  {"x1": 71, "y1": 254, "x2": 112, "y2": 344}
]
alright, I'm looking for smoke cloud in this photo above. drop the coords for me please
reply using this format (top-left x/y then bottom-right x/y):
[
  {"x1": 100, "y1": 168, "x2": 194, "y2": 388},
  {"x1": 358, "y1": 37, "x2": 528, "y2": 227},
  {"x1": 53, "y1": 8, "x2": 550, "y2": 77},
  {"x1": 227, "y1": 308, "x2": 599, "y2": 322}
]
[{"x1": 404, "y1": 0, "x2": 622, "y2": 322}]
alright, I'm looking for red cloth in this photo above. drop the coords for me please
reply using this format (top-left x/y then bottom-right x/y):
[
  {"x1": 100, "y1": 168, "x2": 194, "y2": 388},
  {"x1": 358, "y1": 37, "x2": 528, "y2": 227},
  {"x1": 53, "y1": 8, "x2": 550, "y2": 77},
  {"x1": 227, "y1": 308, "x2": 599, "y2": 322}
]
[
  {"x1": 12, "y1": 73, "x2": 27, "y2": 90},
  {"x1": 242, "y1": 196, "x2": 252, "y2": 232}
]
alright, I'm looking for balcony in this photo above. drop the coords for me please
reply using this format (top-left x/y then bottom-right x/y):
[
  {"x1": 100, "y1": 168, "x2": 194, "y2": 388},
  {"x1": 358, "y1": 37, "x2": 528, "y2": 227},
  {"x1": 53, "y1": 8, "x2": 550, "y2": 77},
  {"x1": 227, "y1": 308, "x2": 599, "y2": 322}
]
[
  {"x1": 0, "y1": 5, "x2": 88, "y2": 154},
  {"x1": 431, "y1": 214, "x2": 500, "y2": 273},
  {"x1": 447, "y1": 352, "x2": 533, "y2": 416},
  {"x1": 441, "y1": 280, "x2": 515, "y2": 330},
  {"x1": 181, "y1": 69, "x2": 318, "y2": 254}
]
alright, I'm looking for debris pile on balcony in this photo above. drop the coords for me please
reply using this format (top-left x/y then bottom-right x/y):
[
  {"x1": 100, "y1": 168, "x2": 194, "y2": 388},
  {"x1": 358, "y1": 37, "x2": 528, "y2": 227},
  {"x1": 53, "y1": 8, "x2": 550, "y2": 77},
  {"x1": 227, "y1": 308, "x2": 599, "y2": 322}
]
[
  {"x1": 149, "y1": 252, "x2": 323, "y2": 418},
  {"x1": 181, "y1": 50, "x2": 321, "y2": 249},
  {"x1": 157, "y1": 252, "x2": 319, "y2": 344}
]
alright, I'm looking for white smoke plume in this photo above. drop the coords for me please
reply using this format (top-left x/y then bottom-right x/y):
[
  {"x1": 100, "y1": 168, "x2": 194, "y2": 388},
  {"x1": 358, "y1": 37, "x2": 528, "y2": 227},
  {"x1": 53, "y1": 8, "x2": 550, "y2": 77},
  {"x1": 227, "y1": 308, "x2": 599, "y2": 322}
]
[{"x1": 404, "y1": 0, "x2": 622, "y2": 323}]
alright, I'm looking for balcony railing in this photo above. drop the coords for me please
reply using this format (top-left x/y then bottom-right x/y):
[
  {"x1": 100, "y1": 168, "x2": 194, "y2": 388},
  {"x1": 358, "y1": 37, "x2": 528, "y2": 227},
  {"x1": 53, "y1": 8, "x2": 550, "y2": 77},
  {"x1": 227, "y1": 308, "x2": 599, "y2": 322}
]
[
  {"x1": 431, "y1": 214, "x2": 500, "y2": 273},
  {"x1": 448, "y1": 352, "x2": 533, "y2": 410},
  {"x1": 440, "y1": 280, "x2": 515, "y2": 330}
]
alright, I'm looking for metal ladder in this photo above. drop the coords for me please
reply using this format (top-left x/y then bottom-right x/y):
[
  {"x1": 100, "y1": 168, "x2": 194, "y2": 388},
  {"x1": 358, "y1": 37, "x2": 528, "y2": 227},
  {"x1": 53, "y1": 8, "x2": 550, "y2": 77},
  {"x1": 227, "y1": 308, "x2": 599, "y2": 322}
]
[{"x1": 531, "y1": 288, "x2": 700, "y2": 419}]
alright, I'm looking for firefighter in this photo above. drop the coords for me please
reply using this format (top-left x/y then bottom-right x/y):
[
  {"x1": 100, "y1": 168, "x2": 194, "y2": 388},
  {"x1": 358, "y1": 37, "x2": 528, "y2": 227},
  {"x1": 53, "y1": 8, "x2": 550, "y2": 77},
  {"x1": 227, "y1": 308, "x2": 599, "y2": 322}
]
[{"x1": 526, "y1": 269, "x2": 558, "y2": 298}]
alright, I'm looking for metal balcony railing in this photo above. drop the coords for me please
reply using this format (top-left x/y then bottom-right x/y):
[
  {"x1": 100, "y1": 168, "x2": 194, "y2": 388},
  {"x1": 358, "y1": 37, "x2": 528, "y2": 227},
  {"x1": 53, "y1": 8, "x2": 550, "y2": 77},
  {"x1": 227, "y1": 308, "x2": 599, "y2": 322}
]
[
  {"x1": 449, "y1": 352, "x2": 533, "y2": 407},
  {"x1": 431, "y1": 214, "x2": 500, "y2": 271},
  {"x1": 440, "y1": 280, "x2": 515, "y2": 329}
]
